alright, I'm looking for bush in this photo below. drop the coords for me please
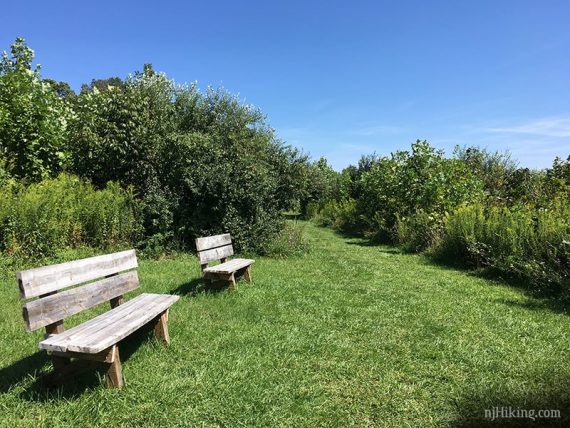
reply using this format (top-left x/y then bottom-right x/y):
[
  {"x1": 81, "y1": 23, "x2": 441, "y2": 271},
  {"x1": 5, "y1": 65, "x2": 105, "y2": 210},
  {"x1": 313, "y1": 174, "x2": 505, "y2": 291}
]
[
  {"x1": 357, "y1": 141, "x2": 484, "y2": 239},
  {"x1": 69, "y1": 67, "x2": 306, "y2": 253},
  {"x1": 0, "y1": 38, "x2": 74, "y2": 181},
  {"x1": 437, "y1": 202, "x2": 570, "y2": 293},
  {"x1": 0, "y1": 174, "x2": 141, "y2": 259},
  {"x1": 263, "y1": 222, "x2": 310, "y2": 257},
  {"x1": 395, "y1": 210, "x2": 442, "y2": 253},
  {"x1": 311, "y1": 198, "x2": 361, "y2": 234},
  {"x1": 309, "y1": 141, "x2": 484, "y2": 241}
]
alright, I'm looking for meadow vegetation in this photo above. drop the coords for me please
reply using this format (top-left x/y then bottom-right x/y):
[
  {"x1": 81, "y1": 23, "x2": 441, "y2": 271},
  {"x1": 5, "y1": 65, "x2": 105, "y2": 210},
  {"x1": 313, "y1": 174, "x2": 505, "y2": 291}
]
[
  {"x1": 306, "y1": 141, "x2": 570, "y2": 298},
  {"x1": 1, "y1": 36, "x2": 569, "y2": 294},
  {"x1": 0, "y1": 39, "x2": 311, "y2": 256},
  {"x1": 1, "y1": 36, "x2": 570, "y2": 426},
  {"x1": 0, "y1": 224, "x2": 569, "y2": 426}
]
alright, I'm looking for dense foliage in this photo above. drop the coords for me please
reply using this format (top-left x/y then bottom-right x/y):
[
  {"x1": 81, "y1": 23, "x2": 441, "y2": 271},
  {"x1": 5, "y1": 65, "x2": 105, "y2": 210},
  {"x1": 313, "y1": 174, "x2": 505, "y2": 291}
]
[
  {"x1": 1, "y1": 37, "x2": 569, "y2": 292},
  {"x1": 0, "y1": 174, "x2": 140, "y2": 259},
  {"x1": 308, "y1": 140, "x2": 570, "y2": 295},
  {"x1": 0, "y1": 39, "x2": 74, "y2": 181},
  {"x1": 0, "y1": 39, "x2": 309, "y2": 256}
]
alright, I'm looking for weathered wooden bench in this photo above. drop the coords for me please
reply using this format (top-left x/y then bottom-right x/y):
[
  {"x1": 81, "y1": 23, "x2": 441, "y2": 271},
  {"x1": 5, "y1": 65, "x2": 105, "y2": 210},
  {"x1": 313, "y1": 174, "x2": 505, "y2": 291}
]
[
  {"x1": 196, "y1": 233, "x2": 254, "y2": 290},
  {"x1": 16, "y1": 249, "x2": 179, "y2": 389}
]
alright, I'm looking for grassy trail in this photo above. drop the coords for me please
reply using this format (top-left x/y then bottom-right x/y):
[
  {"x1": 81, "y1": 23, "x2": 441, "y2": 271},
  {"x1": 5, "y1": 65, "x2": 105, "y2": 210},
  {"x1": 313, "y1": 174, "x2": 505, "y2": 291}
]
[{"x1": 1, "y1": 222, "x2": 569, "y2": 426}]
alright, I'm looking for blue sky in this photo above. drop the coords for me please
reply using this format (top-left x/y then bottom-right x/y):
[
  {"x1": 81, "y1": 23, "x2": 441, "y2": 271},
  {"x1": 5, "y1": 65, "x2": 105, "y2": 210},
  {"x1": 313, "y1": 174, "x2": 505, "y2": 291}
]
[{"x1": 2, "y1": 1, "x2": 569, "y2": 169}]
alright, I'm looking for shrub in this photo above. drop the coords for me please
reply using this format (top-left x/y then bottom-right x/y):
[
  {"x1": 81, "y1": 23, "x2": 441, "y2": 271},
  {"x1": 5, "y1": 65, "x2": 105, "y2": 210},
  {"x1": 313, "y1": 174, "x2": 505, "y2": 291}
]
[
  {"x1": 69, "y1": 67, "x2": 306, "y2": 253},
  {"x1": 309, "y1": 141, "x2": 484, "y2": 241},
  {"x1": 437, "y1": 201, "x2": 570, "y2": 293},
  {"x1": 305, "y1": 201, "x2": 321, "y2": 220},
  {"x1": 0, "y1": 38, "x2": 74, "y2": 181},
  {"x1": 0, "y1": 174, "x2": 141, "y2": 259},
  {"x1": 311, "y1": 198, "x2": 361, "y2": 233},
  {"x1": 263, "y1": 222, "x2": 310, "y2": 258},
  {"x1": 357, "y1": 141, "x2": 484, "y2": 239},
  {"x1": 395, "y1": 210, "x2": 442, "y2": 253}
]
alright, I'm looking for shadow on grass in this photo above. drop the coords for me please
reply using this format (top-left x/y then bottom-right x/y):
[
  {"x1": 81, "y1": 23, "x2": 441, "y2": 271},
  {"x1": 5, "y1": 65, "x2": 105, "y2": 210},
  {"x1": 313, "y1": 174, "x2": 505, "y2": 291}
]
[
  {"x1": 427, "y1": 256, "x2": 570, "y2": 315},
  {"x1": 324, "y1": 225, "x2": 397, "y2": 251},
  {"x1": 0, "y1": 351, "x2": 49, "y2": 394},
  {"x1": 500, "y1": 298, "x2": 570, "y2": 316},
  {"x1": 169, "y1": 277, "x2": 228, "y2": 296},
  {"x1": 452, "y1": 377, "x2": 570, "y2": 427},
  {"x1": 345, "y1": 239, "x2": 387, "y2": 248},
  {"x1": 1, "y1": 323, "x2": 164, "y2": 401},
  {"x1": 327, "y1": 223, "x2": 570, "y2": 316}
]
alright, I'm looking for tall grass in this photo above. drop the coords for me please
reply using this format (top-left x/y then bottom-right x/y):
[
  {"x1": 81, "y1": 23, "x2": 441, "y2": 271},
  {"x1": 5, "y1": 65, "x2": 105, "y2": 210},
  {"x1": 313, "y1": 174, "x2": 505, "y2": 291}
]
[
  {"x1": 436, "y1": 201, "x2": 570, "y2": 293},
  {"x1": 262, "y1": 221, "x2": 311, "y2": 257},
  {"x1": 395, "y1": 210, "x2": 441, "y2": 253},
  {"x1": 309, "y1": 198, "x2": 361, "y2": 234},
  {"x1": 0, "y1": 174, "x2": 141, "y2": 259}
]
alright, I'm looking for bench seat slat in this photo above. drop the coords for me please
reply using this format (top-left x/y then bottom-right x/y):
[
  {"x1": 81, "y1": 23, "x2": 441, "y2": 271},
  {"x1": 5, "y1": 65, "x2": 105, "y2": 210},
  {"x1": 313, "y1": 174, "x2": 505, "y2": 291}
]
[
  {"x1": 74, "y1": 294, "x2": 179, "y2": 353},
  {"x1": 39, "y1": 293, "x2": 179, "y2": 354},
  {"x1": 75, "y1": 294, "x2": 174, "y2": 352},
  {"x1": 38, "y1": 294, "x2": 150, "y2": 352},
  {"x1": 203, "y1": 258, "x2": 255, "y2": 274},
  {"x1": 45, "y1": 294, "x2": 158, "y2": 351}
]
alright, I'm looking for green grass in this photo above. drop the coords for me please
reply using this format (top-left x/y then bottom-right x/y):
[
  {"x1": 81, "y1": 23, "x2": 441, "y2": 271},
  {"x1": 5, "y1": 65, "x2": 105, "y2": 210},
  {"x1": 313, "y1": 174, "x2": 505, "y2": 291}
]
[{"x1": 1, "y1": 222, "x2": 569, "y2": 427}]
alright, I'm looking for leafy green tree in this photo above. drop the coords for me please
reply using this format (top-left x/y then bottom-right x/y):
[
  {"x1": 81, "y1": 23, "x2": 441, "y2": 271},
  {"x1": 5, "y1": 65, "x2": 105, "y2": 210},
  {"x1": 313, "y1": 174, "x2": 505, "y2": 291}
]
[
  {"x1": 349, "y1": 140, "x2": 484, "y2": 240},
  {"x1": 70, "y1": 66, "x2": 308, "y2": 252},
  {"x1": 163, "y1": 86, "x2": 308, "y2": 251},
  {"x1": 545, "y1": 156, "x2": 570, "y2": 201},
  {"x1": 299, "y1": 157, "x2": 340, "y2": 215},
  {"x1": 44, "y1": 78, "x2": 76, "y2": 101},
  {"x1": 453, "y1": 146, "x2": 518, "y2": 202},
  {"x1": 0, "y1": 38, "x2": 74, "y2": 181},
  {"x1": 80, "y1": 76, "x2": 125, "y2": 94}
]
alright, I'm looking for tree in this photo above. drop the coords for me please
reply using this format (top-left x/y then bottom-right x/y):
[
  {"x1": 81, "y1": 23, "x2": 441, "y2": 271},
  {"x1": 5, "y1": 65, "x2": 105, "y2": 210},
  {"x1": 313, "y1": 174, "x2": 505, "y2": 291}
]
[
  {"x1": 69, "y1": 65, "x2": 309, "y2": 252},
  {"x1": 0, "y1": 38, "x2": 74, "y2": 181},
  {"x1": 44, "y1": 78, "x2": 76, "y2": 101},
  {"x1": 80, "y1": 76, "x2": 125, "y2": 94}
]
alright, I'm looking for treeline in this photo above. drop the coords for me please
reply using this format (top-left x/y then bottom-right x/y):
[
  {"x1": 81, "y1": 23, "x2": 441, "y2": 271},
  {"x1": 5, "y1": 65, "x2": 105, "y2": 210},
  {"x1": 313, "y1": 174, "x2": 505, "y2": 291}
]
[
  {"x1": 305, "y1": 140, "x2": 570, "y2": 295},
  {"x1": 2, "y1": 37, "x2": 570, "y2": 294},
  {"x1": 0, "y1": 38, "x2": 315, "y2": 258}
]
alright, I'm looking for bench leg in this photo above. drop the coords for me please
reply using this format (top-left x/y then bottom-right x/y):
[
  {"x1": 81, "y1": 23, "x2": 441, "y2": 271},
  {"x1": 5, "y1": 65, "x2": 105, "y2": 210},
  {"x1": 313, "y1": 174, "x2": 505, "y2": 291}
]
[
  {"x1": 105, "y1": 345, "x2": 124, "y2": 389},
  {"x1": 44, "y1": 347, "x2": 124, "y2": 388},
  {"x1": 43, "y1": 354, "x2": 71, "y2": 386},
  {"x1": 50, "y1": 354, "x2": 71, "y2": 371},
  {"x1": 46, "y1": 320, "x2": 71, "y2": 378},
  {"x1": 228, "y1": 273, "x2": 236, "y2": 290},
  {"x1": 154, "y1": 310, "x2": 170, "y2": 346},
  {"x1": 243, "y1": 266, "x2": 252, "y2": 283},
  {"x1": 42, "y1": 358, "x2": 96, "y2": 387}
]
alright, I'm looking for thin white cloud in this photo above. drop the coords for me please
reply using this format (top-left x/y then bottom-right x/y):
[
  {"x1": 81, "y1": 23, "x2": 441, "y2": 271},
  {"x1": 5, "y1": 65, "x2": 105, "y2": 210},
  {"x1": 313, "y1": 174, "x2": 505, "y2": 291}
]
[
  {"x1": 277, "y1": 116, "x2": 570, "y2": 171},
  {"x1": 486, "y1": 117, "x2": 570, "y2": 137}
]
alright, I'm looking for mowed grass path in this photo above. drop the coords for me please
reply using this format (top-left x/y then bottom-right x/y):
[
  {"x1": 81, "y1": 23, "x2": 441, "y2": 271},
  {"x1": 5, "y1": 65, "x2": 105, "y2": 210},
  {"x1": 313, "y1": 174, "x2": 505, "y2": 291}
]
[{"x1": 1, "y1": 222, "x2": 569, "y2": 427}]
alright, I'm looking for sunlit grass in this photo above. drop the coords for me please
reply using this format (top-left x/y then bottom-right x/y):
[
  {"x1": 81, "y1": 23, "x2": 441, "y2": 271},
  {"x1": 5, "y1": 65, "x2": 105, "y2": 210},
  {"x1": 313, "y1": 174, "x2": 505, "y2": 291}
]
[{"x1": 1, "y1": 222, "x2": 569, "y2": 426}]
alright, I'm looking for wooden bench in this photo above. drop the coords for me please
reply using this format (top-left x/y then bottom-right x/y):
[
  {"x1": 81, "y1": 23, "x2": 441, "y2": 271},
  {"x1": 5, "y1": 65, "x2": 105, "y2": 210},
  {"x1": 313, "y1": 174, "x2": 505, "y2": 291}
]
[
  {"x1": 16, "y1": 249, "x2": 179, "y2": 389},
  {"x1": 196, "y1": 233, "x2": 255, "y2": 290}
]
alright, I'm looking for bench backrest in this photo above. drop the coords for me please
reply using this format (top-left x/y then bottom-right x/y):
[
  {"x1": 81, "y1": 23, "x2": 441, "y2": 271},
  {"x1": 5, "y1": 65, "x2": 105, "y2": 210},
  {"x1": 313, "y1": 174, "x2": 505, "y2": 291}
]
[
  {"x1": 17, "y1": 250, "x2": 139, "y2": 332},
  {"x1": 195, "y1": 233, "x2": 234, "y2": 269}
]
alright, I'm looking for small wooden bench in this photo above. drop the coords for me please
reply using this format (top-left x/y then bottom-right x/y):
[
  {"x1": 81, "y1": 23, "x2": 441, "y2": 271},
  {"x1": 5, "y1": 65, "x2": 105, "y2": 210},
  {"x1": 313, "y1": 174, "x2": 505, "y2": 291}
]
[
  {"x1": 196, "y1": 233, "x2": 254, "y2": 289},
  {"x1": 16, "y1": 249, "x2": 179, "y2": 389}
]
